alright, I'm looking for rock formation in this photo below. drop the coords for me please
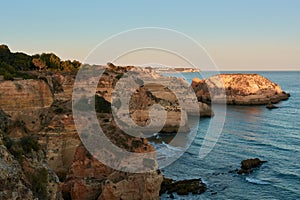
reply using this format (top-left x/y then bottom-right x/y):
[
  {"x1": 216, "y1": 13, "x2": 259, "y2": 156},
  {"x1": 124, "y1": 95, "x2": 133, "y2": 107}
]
[
  {"x1": 61, "y1": 144, "x2": 162, "y2": 200},
  {"x1": 237, "y1": 158, "x2": 267, "y2": 174},
  {"x1": 192, "y1": 74, "x2": 290, "y2": 105},
  {"x1": 0, "y1": 110, "x2": 62, "y2": 200},
  {"x1": 0, "y1": 62, "x2": 213, "y2": 199},
  {"x1": 0, "y1": 64, "x2": 173, "y2": 199},
  {"x1": 160, "y1": 177, "x2": 206, "y2": 196},
  {"x1": 266, "y1": 102, "x2": 279, "y2": 109},
  {"x1": 0, "y1": 79, "x2": 53, "y2": 132},
  {"x1": 97, "y1": 64, "x2": 213, "y2": 134}
]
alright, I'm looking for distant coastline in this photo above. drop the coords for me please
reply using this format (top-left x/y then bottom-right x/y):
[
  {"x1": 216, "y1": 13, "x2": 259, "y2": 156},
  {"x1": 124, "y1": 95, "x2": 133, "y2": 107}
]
[{"x1": 149, "y1": 67, "x2": 200, "y2": 73}]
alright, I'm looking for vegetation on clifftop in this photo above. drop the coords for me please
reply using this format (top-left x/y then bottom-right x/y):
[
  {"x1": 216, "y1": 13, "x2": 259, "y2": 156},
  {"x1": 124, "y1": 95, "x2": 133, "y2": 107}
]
[{"x1": 0, "y1": 44, "x2": 81, "y2": 80}]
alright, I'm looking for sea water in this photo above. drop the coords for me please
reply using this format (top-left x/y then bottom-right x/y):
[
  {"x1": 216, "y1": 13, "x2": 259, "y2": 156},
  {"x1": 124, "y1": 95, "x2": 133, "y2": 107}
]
[{"x1": 158, "y1": 71, "x2": 300, "y2": 200}]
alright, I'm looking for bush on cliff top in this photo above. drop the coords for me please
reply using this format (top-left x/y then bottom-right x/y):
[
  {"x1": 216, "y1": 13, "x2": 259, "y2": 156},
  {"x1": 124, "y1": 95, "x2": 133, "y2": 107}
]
[{"x1": 0, "y1": 44, "x2": 82, "y2": 77}]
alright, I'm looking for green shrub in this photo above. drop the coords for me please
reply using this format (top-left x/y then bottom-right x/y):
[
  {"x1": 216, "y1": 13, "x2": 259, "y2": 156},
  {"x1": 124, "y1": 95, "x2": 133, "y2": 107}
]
[
  {"x1": 26, "y1": 168, "x2": 48, "y2": 199},
  {"x1": 3, "y1": 71, "x2": 13, "y2": 80},
  {"x1": 95, "y1": 95, "x2": 111, "y2": 113},
  {"x1": 20, "y1": 136, "x2": 40, "y2": 153},
  {"x1": 54, "y1": 107, "x2": 64, "y2": 114},
  {"x1": 3, "y1": 137, "x2": 23, "y2": 160}
]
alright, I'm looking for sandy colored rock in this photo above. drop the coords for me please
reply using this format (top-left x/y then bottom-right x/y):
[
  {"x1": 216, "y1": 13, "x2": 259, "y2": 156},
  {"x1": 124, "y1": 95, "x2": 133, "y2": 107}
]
[
  {"x1": 62, "y1": 144, "x2": 163, "y2": 200},
  {"x1": 192, "y1": 74, "x2": 290, "y2": 105},
  {"x1": 0, "y1": 79, "x2": 53, "y2": 132}
]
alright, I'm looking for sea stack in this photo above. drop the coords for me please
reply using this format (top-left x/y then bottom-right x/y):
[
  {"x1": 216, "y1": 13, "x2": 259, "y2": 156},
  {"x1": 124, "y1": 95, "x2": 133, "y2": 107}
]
[{"x1": 192, "y1": 74, "x2": 290, "y2": 105}]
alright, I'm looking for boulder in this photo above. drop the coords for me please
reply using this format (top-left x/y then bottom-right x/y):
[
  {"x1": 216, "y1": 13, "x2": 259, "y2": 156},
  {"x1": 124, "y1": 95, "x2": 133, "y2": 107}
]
[
  {"x1": 160, "y1": 177, "x2": 206, "y2": 196},
  {"x1": 266, "y1": 102, "x2": 278, "y2": 109},
  {"x1": 238, "y1": 158, "x2": 267, "y2": 174}
]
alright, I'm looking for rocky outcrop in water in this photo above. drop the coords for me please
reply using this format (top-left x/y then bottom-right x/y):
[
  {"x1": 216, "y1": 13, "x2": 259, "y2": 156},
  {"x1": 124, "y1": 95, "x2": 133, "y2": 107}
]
[
  {"x1": 237, "y1": 158, "x2": 267, "y2": 174},
  {"x1": 160, "y1": 177, "x2": 206, "y2": 196},
  {"x1": 266, "y1": 102, "x2": 278, "y2": 109},
  {"x1": 192, "y1": 74, "x2": 290, "y2": 105}
]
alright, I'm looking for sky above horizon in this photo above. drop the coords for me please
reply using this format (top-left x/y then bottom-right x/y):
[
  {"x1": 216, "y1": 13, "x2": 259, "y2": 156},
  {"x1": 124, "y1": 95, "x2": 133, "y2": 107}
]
[{"x1": 1, "y1": 1, "x2": 299, "y2": 71}]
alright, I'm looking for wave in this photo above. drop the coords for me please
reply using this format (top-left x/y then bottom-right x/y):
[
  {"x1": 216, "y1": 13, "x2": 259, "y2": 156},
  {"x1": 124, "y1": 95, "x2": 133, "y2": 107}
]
[
  {"x1": 153, "y1": 142, "x2": 185, "y2": 160},
  {"x1": 274, "y1": 170, "x2": 300, "y2": 180},
  {"x1": 245, "y1": 177, "x2": 270, "y2": 185}
]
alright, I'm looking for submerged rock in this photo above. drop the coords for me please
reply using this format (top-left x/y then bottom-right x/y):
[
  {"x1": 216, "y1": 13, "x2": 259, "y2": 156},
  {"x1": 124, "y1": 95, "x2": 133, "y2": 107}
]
[
  {"x1": 266, "y1": 102, "x2": 279, "y2": 109},
  {"x1": 237, "y1": 158, "x2": 267, "y2": 174}
]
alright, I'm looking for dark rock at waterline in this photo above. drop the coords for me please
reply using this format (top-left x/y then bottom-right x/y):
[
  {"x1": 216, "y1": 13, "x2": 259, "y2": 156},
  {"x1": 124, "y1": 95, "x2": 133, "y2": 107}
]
[
  {"x1": 160, "y1": 177, "x2": 206, "y2": 196},
  {"x1": 237, "y1": 158, "x2": 267, "y2": 174},
  {"x1": 266, "y1": 102, "x2": 278, "y2": 109}
]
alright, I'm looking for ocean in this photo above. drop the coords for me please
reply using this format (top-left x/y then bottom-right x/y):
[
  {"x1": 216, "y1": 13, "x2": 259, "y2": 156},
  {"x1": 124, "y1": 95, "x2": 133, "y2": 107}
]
[{"x1": 158, "y1": 71, "x2": 300, "y2": 200}]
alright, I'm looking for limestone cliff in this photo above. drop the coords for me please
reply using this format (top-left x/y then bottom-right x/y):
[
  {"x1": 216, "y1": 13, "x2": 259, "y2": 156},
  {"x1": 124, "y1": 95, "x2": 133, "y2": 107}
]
[
  {"x1": 0, "y1": 63, "x2": 215, "y2": 199},
  {"x1": 96, "y1": 64, "x2": 213, "y2": 134},
  {"x1": 0, "y1": 110, "x2": 62, "y2": 200},
  {"x1": 61, "y1": 144, "x2": 162, "y2": 200},
  {"x1": 0, "y1": 79, "x2": 53, "y2": 132},
  {"x1": 192, "y1": 74, "x2": 290, "y2": 105},
  {"x1": 0, "y1": 67, "x2": 166, "y2": 199}
]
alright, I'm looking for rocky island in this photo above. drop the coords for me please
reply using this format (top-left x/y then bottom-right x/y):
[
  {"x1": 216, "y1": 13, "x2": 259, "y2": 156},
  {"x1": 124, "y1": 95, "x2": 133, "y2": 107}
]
[{"x1": 192, "y1": 74, "x2": 290, "y2": 105}]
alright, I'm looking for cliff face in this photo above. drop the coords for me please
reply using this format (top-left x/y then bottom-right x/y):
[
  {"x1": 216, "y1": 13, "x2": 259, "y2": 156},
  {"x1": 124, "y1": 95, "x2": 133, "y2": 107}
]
[
  {"x1": 0, "y1": 110, "x2": 61, "y2": 200},
  {"x1": 192, "y1": 74, "x2": 290, "y2": 105},
  {"x1": 0, "y1": 79, "x2": 53, "y2": 132},
  {"x1": 0, "y1": 140, "x2": 35, "y2": 200},
  {"x1": 61, "y1": 144, "x2": 162, "y2": 200},
  {"x1": 0, "y1": 64, "x2": 216, "y2": 200},
  {"x1": 96, "y1": 65, "x2": 213, "y2": 134},
  {"x1": 0, "y1": 110, "x2": 33, "y2": 200},
  {"x1": 0, "y1": 66, "x2": 166, "y2": 199}
]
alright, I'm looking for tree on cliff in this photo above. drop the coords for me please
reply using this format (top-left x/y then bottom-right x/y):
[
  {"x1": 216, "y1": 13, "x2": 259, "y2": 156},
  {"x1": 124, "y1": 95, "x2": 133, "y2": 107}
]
[
  {"x1": 40, "y1": 53, "x2": 61, "y2": 70},
  {"x1": 31, "y1": 58, "x2": 47, "y2": 71},
  {"x1": 0, "y1": 44, "x2": 82, "y2": 76}
]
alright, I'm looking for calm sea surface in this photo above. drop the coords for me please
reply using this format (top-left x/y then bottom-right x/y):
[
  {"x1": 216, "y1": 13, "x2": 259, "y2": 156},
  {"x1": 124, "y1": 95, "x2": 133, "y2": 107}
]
[{"x1": 158, "y1": 71, "x2": 300, "y2": 200}]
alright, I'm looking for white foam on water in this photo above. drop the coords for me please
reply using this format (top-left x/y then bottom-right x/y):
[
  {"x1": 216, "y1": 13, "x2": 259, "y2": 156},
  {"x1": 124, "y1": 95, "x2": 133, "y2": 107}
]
[{"x1": 246, "y1": 177, "x2": 270, "y2": 185}]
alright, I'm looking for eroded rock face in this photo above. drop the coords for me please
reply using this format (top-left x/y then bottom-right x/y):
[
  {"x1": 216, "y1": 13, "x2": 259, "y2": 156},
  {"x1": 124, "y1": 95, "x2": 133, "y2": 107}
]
[
  {"x1": 62, "y1": 144, "x2": 163, "y2": 200},
  {"x1": 0, "y1": 142, "x2": 34, "y2": 200},
  {"x1": 0, "y1": 110, "x2": 61, "y2": 200},
  {"x1": 0, "y1": 111, "x2": 33, "y2": 200},
  {"x1": 0, "y1": 64, "x2": 212, "y2": 199},
  {"x1": 0, "y1": 79, "x2": 53, "y2": 131},
  {"x1": 96, "y1": 65, "x2": 213, "y2": 134},
  {"x1": 37, "y1": 100, "x2": 81, "y2": 181},
  {"x1": 192, "y1": 74, "x2": 290, "y2": 105},
  {"x1": 99, "y1": 170, "x2": 162, "y2": 200}
]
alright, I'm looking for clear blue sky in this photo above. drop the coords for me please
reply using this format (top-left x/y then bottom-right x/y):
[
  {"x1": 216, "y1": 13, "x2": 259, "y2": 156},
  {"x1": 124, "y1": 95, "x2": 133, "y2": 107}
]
[{"x1": 1, "y1": 0, "x2": 299, "y2": 70}]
